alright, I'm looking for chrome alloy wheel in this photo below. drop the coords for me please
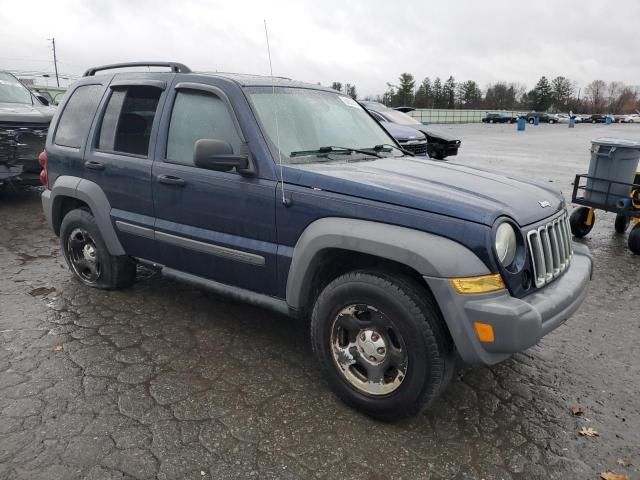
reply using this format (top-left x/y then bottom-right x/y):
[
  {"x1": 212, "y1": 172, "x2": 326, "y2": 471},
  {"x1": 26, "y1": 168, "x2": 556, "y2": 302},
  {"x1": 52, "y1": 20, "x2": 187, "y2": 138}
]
[
  {"x1": 330, "y1": 304, "x2": 408, "y2": 396},
  {"x1": 66, "y1": 228, "x2": 101, "y2": 284}
]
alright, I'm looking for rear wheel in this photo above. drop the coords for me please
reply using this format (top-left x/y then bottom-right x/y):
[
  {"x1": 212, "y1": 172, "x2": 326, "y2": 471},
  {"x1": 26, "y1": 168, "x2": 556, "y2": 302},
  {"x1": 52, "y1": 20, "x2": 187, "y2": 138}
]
[
  {"x1": 569, "y1": 207, "x2": 595, "y2": 238},
  {"x1": 614, "y1": 214, "x2": 630, "y2": 233},
  {"x1": 60, "y1": 208, "x2": 136, "y2": 289},
  {"x1": 310, "y1": 270, "x2": 453, "y2": 420},
  {"x1": 629, "y1": 224, "x2": 640, "y2": 254},
  {"x1": 528, "y1": 118, "x2": 534, "y2": 124}
]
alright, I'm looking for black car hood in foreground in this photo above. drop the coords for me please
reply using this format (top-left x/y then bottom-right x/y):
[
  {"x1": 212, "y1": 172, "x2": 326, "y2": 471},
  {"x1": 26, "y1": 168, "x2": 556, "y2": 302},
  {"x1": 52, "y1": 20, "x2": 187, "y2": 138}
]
[
  {"x1": 0, "y1": 102, "x2": 55, "y2": 124},
  {"x1": 285, "y1": 157, "x2": 564, "y2": 227}
]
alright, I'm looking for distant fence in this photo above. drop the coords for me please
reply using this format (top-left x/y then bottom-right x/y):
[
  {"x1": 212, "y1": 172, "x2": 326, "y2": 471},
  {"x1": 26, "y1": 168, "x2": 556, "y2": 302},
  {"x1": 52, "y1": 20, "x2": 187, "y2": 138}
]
[{"x1": 407, "y1": 109, "x2": 526, "y2": 124}]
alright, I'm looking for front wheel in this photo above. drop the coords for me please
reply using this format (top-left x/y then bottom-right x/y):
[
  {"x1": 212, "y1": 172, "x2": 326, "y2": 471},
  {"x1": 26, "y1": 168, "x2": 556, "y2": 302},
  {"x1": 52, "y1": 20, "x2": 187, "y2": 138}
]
[
  {"x1": 60, "y1": 208, "x2": 136, "y2": 289},
  {"x1": 569, "y1": 207, "x2": 595, "y2": 238},
  {"x1": 310, "y1": 271, "x2": 453, "y2": 420}
]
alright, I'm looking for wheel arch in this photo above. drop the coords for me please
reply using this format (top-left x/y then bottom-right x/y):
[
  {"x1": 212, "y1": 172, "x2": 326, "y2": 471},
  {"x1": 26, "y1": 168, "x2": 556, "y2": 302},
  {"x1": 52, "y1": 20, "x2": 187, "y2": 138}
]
[
  {"x1": 48, "y1": 176, "x2": 125, "y2": 255},
  {"x1": 286, "y1": 218, "x2": 490, "y2": 312}
]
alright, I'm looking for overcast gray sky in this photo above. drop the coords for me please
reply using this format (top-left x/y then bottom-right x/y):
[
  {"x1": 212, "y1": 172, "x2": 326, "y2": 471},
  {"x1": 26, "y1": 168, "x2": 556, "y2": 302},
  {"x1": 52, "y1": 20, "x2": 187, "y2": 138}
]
[{"x1": 1, "y1": 0, "x2": 639, "y2": 96}]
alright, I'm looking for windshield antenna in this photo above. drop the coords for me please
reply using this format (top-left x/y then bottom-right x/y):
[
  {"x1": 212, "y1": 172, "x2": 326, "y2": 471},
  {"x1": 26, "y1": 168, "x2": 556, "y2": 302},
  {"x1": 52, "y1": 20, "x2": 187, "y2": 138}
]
[{"x1": 264, "y1": 20, "x2": 289, "y2": 207}]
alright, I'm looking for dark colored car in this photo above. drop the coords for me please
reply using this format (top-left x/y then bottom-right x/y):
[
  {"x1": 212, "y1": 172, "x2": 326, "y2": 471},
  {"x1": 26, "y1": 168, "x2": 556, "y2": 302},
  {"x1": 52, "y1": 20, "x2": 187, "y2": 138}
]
[
  {"x1": 525, "y1": 112, "x2": 558, "y2": 124},
  {"x1": 41, "y1": 61, "x2": 591, "y2": 420},
  {"x1": 380, "y1": 121, "x2": 428, "y2": 156},
  {"x1": 482, "y1": 112, "x2": 517, "y2": 124},
  {"x1": 0, "y1": 71, "x2": 56, "y2": 187},
  {"x1": 360, "y1": 101, "x2": 461, "y2": 160},
  {"x1": 584, "y1": 114, "x2": 609, "y2": 124}
]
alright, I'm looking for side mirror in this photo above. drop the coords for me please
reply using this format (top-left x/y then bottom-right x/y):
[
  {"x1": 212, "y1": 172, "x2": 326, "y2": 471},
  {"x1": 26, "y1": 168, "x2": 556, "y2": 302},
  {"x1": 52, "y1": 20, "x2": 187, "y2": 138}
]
[{"x1": 193, "y1": 139, "x2": 249, "y2": 172}]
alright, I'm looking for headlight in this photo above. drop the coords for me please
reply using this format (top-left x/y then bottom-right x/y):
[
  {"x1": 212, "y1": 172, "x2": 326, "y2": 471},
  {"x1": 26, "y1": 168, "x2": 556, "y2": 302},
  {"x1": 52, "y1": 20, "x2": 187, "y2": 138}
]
[{"x1": 495, "y1": 222, "x2": 517, "y2": 266}]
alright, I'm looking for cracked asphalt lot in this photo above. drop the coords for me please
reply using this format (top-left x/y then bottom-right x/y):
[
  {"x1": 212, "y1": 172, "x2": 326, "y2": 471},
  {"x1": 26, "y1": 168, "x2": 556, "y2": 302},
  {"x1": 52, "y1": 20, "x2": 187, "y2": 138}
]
[{"x1": 1, "y1": 124, "x2": 639, "y2": 479}]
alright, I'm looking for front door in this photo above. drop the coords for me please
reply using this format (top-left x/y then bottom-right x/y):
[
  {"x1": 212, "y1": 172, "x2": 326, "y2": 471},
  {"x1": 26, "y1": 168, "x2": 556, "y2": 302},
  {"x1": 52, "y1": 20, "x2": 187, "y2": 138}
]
[{"x1": 152, "y1": 81, "x2": 278, "y2": 295}]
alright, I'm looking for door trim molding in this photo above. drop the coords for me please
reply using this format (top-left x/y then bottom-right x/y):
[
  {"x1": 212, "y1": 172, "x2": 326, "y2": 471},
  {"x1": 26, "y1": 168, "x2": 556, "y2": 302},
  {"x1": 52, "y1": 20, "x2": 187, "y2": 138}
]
[
  {"x1": 115, "y1": 221, "x2": 265, "y2": 266},
  {"x1": 115, "y1": 221, "x2": 155, "y2": 239}
]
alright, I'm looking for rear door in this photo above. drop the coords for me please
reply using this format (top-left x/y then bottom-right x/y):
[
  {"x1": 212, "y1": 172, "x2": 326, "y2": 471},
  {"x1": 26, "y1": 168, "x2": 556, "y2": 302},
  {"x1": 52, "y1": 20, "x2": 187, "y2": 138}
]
[
  {"x1": 152, "y1": 80, "x2": 278, "y2": 295},
  {"x1": 83, "y1": 75, "x2": 171, "y2": 260}
]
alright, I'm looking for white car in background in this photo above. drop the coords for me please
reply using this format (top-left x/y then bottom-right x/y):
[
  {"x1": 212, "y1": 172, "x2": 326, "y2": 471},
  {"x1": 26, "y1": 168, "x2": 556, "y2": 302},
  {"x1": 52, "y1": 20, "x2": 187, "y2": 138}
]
[{"x1": 621, "y1": 114, "x2": 640, "y2": 123}]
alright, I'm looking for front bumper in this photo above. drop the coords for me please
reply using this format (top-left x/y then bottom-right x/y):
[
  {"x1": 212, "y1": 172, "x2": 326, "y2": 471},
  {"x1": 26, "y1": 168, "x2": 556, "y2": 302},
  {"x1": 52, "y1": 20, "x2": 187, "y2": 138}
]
[{"x1": 424, "y1": 243, "x2": 592, "y2": 366}]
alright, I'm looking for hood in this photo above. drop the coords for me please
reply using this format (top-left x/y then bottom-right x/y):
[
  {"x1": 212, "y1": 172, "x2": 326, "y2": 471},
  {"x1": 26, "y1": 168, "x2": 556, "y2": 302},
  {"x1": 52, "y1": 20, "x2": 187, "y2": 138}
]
[
  {"x1": 284, "y1": 157, "x2": 564, "y2": 227},
  {"x1": 414, "y1": 126, "x2": 459, "y2": 143},
  {"x1": 381, "y1": 122, "x2": 426, "y2": 142},
  {"x1": 0, "y1": 102, "x2": 56, "y2": 124}
]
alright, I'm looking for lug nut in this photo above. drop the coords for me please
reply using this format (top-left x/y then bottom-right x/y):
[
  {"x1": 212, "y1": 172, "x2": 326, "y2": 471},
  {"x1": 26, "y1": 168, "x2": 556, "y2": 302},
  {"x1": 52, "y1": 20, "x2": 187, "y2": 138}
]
[
  {"x1": 377, "y1": 347, "x2": 385, "y2": 354},
  {"x1": 371, "y1": 332, "x2": 379, "y2": 341},
  {"x1": 360, "y1": 333, "x2": 366, "y2": 341},
  {"x1": 369, "y1": 356, "x2": 376, "y2": 362}
]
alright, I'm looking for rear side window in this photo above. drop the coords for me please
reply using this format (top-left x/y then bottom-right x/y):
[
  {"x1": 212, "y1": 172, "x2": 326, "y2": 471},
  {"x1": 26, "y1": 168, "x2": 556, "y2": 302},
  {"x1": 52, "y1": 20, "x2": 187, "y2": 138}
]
[
  {"x1": 97, "y1": 86, "x2": 162, "y2": 157},
  {"x1": 166, "y1": 90, "x2": 242, "y2": 166},
  {"x1": 55, "y1": 84, "x2": 103, "y2": 148}
]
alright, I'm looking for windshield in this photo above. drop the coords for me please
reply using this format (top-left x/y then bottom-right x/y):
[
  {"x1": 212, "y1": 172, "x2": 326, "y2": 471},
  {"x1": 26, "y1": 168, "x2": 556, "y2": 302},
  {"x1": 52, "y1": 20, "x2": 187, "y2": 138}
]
[
  {"x1": 378, "y1": 108, "x2": 422, "y2": 125},
  {"x1": 0, "y1": 72, "x2": 33, "y2": 105},
  {"x1": 248, "y1": 87, "x2": 400, "y2": 163}
]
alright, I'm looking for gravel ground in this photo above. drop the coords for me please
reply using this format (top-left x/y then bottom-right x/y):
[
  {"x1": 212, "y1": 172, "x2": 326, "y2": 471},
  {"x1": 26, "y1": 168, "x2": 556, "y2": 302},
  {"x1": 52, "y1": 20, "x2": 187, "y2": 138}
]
[{"x1": 0, "y1": 123, "x2": 638, "y2": 480}]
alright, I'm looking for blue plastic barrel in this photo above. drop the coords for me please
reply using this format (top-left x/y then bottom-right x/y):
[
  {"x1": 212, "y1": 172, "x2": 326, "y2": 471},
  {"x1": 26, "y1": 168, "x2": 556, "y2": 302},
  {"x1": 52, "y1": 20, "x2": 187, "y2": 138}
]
[
  {"x1": 533, "y1": 116, "x2": 540, "y2": 126},
  {"x1": 606, "y1": 116, "x2": 612, "y2": 125},
  {"x1": 569, "y1": 117, "x2": 575, "y2": 128},
  {"x1": 517, "y1": 117, "x2": 526, "y2": 131}
]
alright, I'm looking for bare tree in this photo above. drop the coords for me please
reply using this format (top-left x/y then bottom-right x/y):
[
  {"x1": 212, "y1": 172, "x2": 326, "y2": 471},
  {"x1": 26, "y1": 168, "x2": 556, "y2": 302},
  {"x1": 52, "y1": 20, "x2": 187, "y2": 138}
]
[{"x1": 585, "y1": 80, "x2": 607, "y2": 113}]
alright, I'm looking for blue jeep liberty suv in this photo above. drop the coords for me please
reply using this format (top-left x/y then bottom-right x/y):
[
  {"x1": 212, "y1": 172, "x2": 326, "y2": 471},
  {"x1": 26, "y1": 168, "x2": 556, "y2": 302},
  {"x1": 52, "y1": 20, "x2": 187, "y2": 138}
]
[{"x1": 40, "y1": 62, "x2": 592, "y2": 419}]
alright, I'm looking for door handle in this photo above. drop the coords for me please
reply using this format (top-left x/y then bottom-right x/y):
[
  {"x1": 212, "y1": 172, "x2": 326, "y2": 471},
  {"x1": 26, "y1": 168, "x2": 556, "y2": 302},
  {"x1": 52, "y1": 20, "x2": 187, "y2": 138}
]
[
  {"x1": 157, "y1": 174, "x2": 186, "y2": 186},
  {"x1": 84, "y1": 160, "x2": 105, "y2": 171}
]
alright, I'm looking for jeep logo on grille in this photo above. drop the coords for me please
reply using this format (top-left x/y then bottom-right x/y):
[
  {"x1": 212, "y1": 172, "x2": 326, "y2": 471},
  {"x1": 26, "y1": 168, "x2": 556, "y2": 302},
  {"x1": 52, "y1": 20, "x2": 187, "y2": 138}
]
[{"x1": 538, "y1": 200, "x2": 551, "y2": 208}]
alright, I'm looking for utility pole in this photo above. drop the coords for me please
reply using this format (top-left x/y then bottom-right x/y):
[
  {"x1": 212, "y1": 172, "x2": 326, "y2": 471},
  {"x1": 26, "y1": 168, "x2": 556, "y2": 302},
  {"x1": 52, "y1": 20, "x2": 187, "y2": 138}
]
[{"x1": 50, "y1": 38, "x2": 60, "y2": 87}]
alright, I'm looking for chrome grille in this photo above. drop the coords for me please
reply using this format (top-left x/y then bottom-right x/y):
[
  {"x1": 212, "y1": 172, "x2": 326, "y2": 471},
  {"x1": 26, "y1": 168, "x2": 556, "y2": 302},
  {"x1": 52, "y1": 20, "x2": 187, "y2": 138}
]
[
  {"x1": 400, "y1": 141, "x2": 428, "y2": 156},
  {"x1": 526, "y1": 212, "x2": 573, "y2": 288}
]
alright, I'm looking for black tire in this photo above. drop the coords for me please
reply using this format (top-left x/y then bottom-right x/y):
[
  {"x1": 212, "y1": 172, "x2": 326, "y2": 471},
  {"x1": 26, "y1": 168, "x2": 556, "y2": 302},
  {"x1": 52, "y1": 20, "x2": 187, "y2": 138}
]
[
  {"x1": 629, "y1": 225, "x2": 640, "y2": 254},
  {"x1": 592, "y1": 120, "x2": 597, "y2": 124},
  {"x1": 489, "y1": 119, "x2": 494, "y2": 124},
  {"x1": 569, "y1": 207, "x2": 595, "y2": 238},
  {"x1": 60, "y1": 208, "x2": 136, "y2": 289},
  {"x1": 528, "y1": 118, "x2": 534, "y2": 124},
  {"x1": 549, "y1": 119, "x2": 555, "y2": 124},
  {"x1": 310, "y1": 270, "x2": 453, "y2": 420},
  {"x1": 614, "y1": 213, "x2": 630, "y2": 234}
]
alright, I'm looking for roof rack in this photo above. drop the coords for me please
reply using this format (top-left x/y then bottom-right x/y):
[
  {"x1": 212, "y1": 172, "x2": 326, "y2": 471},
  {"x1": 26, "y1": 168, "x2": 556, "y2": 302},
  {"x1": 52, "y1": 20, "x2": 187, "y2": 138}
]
[{"x1": 83, "y1": 62, "x2": 191, "y2": 77}]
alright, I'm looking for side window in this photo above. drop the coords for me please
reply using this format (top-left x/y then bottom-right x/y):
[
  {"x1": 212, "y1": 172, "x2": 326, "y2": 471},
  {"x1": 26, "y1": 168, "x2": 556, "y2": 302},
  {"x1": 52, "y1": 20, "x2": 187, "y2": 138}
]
[
  {"x1": 55, "y1": 84, "x2": 103, "y2": 148},
  {"x1": 166, "y1": 89, "x2": 242, "y2": 166},
  {"x1": 97, "y1": 86, "x2": 162, "y2": 157}
]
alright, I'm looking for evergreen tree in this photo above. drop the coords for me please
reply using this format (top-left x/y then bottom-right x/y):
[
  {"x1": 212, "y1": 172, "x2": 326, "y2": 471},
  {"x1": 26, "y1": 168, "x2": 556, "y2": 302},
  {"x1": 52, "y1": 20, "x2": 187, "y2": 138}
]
[
  {"x1": 530, "y1": 76, "x2": 552, "y2": 111},
  {"x1": 432, "y1": 77, "x2": 444, "y2": 108},
  {"x1": 330, "y1": 82, "x2": 343, "y2": 92},
  {"x1": 413, "y1": 77, "x2": 432, "y2": 108},
  {"x1": 396, "y1": 73, "x2": 415, "y2": 106},
  {"x1": 443, "y1": 76, "x2": 456, "y2": 108},
  {"x1": 457, "y1": 80, "x2": 483, "y2": 108}
]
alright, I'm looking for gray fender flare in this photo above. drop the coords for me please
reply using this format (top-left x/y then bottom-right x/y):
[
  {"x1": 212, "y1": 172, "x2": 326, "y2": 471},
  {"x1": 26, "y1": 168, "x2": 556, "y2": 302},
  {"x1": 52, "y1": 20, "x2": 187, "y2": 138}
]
[
  {"x1": 48, "y1": 175, "x2": 125, "y2": 255},
  {"x1": 285, "y1": 217, "x2": 490, "y2": 309}
]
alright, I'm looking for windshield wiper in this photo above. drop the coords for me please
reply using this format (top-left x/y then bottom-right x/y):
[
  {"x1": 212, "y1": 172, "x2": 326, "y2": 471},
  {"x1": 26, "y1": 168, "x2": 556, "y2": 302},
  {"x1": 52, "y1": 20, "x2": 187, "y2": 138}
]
[
  {"x1": 372, "y1": 144, "x2": 415, "y2": 157},
  {"x1": 290, "y1": 146, "x2": 382, "y2": 158}
]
